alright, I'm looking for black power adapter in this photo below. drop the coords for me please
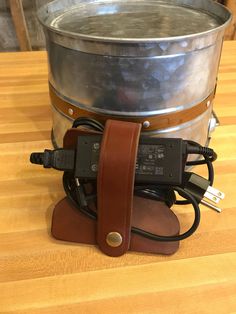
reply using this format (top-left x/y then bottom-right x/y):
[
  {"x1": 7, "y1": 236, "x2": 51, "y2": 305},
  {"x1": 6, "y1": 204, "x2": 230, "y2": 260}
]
[{"x1": 75, "y1": 135, "x2": 187, "y2": 186}]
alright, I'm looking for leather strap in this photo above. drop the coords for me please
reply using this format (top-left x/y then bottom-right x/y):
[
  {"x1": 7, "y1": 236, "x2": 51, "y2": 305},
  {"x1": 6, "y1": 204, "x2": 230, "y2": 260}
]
[
  {"x1": 49, "y1": 83, "x2": 216, "y2": 132},
  {"x1": 97, "y1": 120, "x2": 141, "y2": 256}
]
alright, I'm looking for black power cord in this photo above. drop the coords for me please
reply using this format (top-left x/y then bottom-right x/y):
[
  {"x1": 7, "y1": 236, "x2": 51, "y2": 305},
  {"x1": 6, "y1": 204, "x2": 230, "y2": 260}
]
[
  {"x1": 30, "y1": 117, "x2": 224, "y2": 242},
  {"x1": 72, "y1": 117, "x2": 104, "y2": 132},
  {"x1": 132, "y1": 186, "x2": 200, "y2": 242}
]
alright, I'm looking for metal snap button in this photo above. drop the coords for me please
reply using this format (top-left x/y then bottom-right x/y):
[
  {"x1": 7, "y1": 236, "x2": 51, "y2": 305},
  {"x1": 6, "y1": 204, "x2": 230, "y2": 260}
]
[{"x1": 106, "y1": 232, "x2": 123, "y2": 247}]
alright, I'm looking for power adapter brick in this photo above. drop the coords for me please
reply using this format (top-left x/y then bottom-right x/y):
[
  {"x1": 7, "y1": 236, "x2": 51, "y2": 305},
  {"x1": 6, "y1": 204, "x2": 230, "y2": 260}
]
[{"x1": 75, "y1": 135, "x2": 187, "y2": 186}]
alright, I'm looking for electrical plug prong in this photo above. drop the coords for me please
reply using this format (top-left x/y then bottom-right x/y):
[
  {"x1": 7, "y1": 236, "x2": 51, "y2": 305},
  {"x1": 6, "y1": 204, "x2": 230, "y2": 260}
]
[
  {"x1": 206, "y1": 186, "x2": 225, "y2": 200},
  {"x1": 203, "y1": 186, "x2": 225, "y2": 208},
  {"x1": 204, "y1": 191, "x2": 221, "y2": 204},
  {"x1": 201, "y1": 199, "x2": 222, "y2": 213},
  {"x1": 202, "y1": 186, "x2": 224, "y2": 213}
]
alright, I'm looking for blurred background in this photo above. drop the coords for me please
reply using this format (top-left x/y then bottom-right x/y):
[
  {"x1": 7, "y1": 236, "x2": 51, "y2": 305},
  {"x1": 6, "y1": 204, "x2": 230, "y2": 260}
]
[{"x1": 0, "y1": 0, "x2": 235, "y2": 52}]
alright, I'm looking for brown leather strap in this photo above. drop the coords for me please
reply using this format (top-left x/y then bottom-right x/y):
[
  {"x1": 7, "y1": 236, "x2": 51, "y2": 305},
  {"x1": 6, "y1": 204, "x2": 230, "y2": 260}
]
[
  {"x1": 49, "y1": 84, "x2": 216, "y2": 132},
  {"x1": 97, "y1": 120, "x2": 141, "y2": 256}
]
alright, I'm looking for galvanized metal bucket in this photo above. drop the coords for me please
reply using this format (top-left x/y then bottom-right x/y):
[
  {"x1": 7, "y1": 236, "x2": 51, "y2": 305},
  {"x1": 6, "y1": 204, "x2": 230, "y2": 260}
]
[{"x1": 38, "y1": 0, "x2": 231, "y2": 147}]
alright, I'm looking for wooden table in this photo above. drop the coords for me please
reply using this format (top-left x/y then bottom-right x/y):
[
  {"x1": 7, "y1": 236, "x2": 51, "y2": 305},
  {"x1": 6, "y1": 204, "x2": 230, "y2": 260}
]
[{"x1": 0, "y1": 41, "x2": 236, "y2": 313}]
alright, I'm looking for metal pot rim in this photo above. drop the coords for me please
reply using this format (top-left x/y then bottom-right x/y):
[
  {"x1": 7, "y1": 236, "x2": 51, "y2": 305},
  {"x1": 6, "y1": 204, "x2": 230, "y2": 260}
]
[{"x1": 37, "y1": 0, "x2": 232, "y2": 44}]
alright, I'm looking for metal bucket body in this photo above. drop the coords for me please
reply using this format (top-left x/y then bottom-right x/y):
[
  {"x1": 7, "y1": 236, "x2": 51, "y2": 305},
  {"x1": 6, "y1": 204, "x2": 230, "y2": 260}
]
[{"x1": 38, "y1": 0, "x2": 231, "y2": 147}]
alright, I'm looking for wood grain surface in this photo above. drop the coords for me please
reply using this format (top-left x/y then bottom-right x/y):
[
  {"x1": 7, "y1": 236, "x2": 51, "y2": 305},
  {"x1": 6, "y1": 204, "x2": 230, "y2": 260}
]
[{"x1": 0, "y1": 42, "x2": 236, "y2": 313}]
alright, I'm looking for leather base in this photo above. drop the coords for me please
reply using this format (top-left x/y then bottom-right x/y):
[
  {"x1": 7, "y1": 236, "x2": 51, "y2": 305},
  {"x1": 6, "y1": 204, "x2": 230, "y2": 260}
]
[{"x1": 52, "y1": 196, "x2": 180, "y2": 255}]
